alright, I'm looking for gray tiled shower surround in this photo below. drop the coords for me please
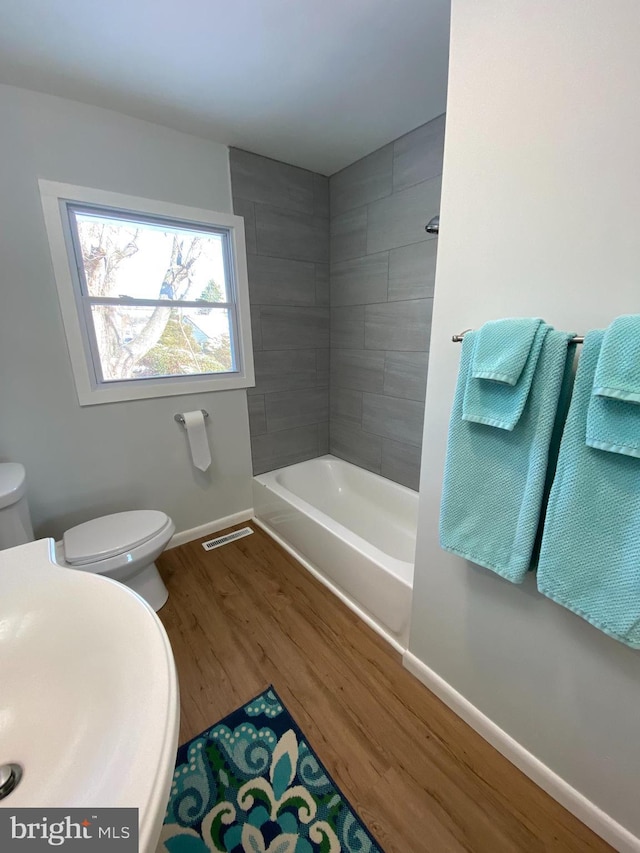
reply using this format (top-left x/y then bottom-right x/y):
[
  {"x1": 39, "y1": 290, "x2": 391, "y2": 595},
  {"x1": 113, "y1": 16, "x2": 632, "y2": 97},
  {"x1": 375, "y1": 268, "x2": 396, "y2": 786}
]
[
  {"x1": 230, "y1": 149, "x2": 330, "y2": 475},
  {"x1": 230, "y1": 113, "x2": 444, "y2": 487},
  {"x1": 329, "y1": 114, "x2": 444, "y2": 490}
]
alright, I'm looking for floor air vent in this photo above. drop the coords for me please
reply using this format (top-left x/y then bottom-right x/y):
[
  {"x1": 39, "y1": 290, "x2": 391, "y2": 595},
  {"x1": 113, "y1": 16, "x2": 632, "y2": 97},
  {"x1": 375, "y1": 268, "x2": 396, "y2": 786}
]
[{"x1": 201, "y1": 526, "x2": 254, "y2": 551}]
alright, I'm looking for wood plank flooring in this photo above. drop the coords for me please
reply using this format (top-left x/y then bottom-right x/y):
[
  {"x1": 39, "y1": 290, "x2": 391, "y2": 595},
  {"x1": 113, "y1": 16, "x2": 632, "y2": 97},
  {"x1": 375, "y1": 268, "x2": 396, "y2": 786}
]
[{"x1": 157, "y1": 523, "x2": 612, "y2": 853}]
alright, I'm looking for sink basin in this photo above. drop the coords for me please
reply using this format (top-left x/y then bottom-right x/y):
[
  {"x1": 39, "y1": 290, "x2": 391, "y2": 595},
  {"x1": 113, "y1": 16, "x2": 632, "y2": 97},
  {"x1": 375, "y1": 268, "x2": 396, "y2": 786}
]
[{"x1": 0, "y1": 538, "x2": 179, "y2": 852}]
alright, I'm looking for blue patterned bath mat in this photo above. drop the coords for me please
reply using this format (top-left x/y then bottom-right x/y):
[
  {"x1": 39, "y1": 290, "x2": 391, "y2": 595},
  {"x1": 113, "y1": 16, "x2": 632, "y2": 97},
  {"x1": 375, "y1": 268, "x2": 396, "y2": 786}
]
[{"x1": 158, "y1": 686, "x2": 384, "y2": 853}]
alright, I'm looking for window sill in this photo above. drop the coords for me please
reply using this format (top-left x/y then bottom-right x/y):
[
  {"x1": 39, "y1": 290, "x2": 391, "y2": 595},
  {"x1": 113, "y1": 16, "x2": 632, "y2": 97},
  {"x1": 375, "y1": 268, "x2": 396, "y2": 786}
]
[{"x1": 76, "y1": 373, "x2": 255, "y2": 406}]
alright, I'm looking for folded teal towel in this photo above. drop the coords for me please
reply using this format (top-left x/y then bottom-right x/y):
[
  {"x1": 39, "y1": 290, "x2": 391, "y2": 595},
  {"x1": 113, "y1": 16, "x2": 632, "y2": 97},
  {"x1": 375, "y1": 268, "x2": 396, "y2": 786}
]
[
  {"x1": 593, "y1": 314, "x2": 640, "y2": 402},
  {"x1": 440, "y1": 328, "x2": 575, "y2": 583},
  {"x1": 587, "y1": 392, "x2": 640, "y2": 459},
  {"x1": 471, "y1": 318, "x2": 543, "y2": 384},
  {"x1": 537, "y1": 331, "x2": 640, "y2": 647},
  {"x1": 586, "y1": 315, "x2": 640, "y2": 458},
  {"x1": 463, "y1": 321, "x2": 549, "y2": 430}
]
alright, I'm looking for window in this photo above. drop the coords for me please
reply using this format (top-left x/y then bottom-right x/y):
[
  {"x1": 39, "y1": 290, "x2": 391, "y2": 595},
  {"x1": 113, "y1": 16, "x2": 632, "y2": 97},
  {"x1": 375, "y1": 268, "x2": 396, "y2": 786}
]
[{"x1": 39, "y1": 181, "x2": 254, "y2": 405}]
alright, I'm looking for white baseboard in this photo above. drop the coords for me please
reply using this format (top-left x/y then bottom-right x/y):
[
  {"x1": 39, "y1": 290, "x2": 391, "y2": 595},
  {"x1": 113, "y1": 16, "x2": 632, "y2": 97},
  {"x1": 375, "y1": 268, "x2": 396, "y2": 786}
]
[
  {"x1": 402, "y1": 651, "x2": 640, "y2": 852},
  {"x1": 167, "y1": 509, "x2": 254, "y2": 549}
]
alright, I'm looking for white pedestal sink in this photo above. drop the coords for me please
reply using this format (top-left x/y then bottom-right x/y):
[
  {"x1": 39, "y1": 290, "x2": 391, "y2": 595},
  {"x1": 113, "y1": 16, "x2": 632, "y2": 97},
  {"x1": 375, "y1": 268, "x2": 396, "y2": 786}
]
[{"x1": 0, "y1": 538, "x2": 179, "y2": 852}]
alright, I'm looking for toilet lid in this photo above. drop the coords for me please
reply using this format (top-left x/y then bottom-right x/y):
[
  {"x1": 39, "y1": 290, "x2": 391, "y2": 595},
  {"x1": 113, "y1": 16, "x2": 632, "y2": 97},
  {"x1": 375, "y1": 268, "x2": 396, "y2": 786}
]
[
  {"x1": 63, "y1": 510, "x2": 170, "y2": 565},
  {"x1": 0, "y1": 463, "x2": 27, "y2": 509}
]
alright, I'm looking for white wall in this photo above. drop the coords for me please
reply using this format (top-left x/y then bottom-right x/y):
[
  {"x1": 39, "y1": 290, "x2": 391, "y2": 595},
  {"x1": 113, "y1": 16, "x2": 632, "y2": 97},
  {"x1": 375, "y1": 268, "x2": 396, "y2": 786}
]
[
  {"x1": 0, "y1": 84, "x2": 253, "y2": 538},
  {"x1": 410, "y1": 0, "x2": 640, "y2": 840}
]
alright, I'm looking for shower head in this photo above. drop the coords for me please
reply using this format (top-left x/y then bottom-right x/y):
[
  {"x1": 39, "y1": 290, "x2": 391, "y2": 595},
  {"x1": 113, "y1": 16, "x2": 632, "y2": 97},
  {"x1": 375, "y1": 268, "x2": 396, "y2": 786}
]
[{"x1": 425, "y1": 215, "x2": 439, "y2": 234}]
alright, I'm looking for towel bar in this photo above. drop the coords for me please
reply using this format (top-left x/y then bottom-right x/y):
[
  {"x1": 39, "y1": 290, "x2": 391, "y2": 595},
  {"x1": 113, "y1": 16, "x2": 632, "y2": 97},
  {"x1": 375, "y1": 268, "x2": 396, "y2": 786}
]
[{"x1": 452, "y1": 330, "x2": 584, "y2": 344}]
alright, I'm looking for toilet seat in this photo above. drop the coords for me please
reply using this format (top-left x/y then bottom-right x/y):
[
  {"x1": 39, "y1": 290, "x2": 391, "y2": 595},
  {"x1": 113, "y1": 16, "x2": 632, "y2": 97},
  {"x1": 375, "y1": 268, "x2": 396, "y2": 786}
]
[{"x1": 63, "y1": 510, "x2": 171, "y2": 566}]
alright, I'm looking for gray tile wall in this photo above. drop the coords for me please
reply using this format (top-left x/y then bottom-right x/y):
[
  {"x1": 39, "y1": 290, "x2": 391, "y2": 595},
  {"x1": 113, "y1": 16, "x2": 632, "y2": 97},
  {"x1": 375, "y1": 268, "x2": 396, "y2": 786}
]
[
  {"x1": 231, "y1": 114, "x2": 444, "y2": 486},
  {"x1": 328, "y1": 114, "x2": 445, "y2": 490},
  {"x1": 230, "y1": 149, "x2": 330, "y2": 475}
]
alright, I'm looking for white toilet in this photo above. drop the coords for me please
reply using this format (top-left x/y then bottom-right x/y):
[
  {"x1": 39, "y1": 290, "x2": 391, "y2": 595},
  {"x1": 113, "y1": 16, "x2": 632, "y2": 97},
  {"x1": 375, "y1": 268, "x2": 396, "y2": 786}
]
[{"x1": 0, "y1": 463, "x2": 174, "y2": 611}]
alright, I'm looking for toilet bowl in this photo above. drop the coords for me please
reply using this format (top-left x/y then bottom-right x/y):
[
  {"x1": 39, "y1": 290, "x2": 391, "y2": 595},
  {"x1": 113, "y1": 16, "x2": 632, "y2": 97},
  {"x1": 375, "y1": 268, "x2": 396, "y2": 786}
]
[
  {"x1": 0, "y1": 463, "x2": 175, "y2": 611},
  {"x1": 55, "y1": 510, "x2": 175, "y2": 611}
]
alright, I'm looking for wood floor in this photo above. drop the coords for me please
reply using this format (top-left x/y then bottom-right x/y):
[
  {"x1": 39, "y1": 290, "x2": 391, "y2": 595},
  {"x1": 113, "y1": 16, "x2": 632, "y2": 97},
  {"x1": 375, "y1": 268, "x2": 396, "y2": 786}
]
[{"x1": 157, "y1": 523, "x2": 612, "y2": 853}]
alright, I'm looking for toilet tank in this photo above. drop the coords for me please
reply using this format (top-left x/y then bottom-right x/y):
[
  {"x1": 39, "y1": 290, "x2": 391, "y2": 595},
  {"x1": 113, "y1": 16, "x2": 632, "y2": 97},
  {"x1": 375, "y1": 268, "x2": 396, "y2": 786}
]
[{"x1": 0, "y1": 463, "x2": 35, "y2": 549}]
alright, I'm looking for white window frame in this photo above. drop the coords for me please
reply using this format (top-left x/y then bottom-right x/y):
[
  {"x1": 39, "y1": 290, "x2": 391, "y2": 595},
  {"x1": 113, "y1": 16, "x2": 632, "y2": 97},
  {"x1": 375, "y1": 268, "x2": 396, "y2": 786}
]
[{"x1": 39, "y1": 180, "x2": 254, "y2": 406}]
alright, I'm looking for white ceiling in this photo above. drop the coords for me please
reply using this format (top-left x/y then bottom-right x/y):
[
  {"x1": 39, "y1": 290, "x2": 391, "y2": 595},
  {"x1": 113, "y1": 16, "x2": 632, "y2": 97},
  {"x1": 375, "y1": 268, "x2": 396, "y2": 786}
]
[{"x1": 0, "y1": 0, "x2": 450, "y2": 176}]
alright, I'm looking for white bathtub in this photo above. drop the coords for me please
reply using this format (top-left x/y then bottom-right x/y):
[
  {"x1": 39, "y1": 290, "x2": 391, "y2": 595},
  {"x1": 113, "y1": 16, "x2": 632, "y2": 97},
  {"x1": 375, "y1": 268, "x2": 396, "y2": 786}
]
[{"x1": 252, "y1": 455, "x2": 417, "y2": 651}]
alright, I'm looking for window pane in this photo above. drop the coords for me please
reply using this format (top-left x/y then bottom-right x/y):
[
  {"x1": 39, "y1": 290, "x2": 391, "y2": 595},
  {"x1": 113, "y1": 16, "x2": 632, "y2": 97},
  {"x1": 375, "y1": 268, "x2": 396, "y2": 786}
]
[
  {"x1": 72, "y1": 209, "x2": 229, "y2": 302},
  {"x1": 90, "y1": 304, "x2": 234, "y2": 381}
]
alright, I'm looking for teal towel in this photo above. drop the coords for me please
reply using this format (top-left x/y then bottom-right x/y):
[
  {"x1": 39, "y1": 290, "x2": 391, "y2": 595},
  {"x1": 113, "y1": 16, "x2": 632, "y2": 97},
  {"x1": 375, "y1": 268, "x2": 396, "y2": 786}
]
[
  {"x1": 593, "y1": 314, "x2": 640, "y2": 402},
  {"x1": 440, "y1": 328, "x2": 575, "y2": 583},
  {"x1": 586, "y1": 315, "x2": 640, "y2": 459},
  {"x1": 537, "y1": 331, "x2": 640, "y2": 647},
  {"x1": 471, "y1": 317, "x2": 544, "y2": 384},
  {"x1": 463, "y1": 321, "x2": 549, "y2": 430}
]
